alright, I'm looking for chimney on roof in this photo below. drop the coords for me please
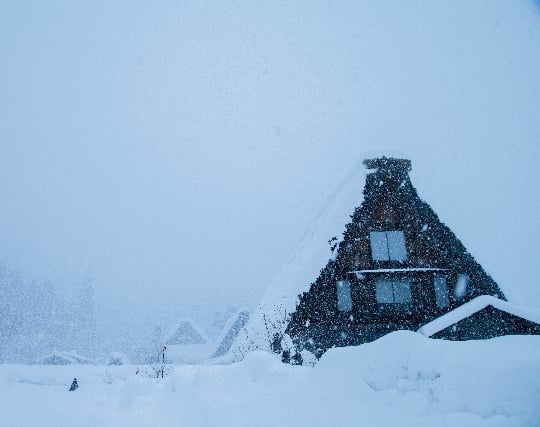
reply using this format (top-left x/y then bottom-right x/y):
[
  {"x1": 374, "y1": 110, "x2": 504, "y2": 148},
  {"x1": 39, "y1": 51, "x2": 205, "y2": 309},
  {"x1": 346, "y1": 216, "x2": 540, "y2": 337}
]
[{"x1": 363, "y1": 157, "x2": 412, "y2": 190}]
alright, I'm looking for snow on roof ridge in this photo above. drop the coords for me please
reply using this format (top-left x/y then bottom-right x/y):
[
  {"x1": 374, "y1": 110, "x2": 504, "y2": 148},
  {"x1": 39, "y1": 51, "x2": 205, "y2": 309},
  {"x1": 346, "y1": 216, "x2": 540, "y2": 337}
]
[
  {"x1": 212, "y1": 309, "x2": 250, "y2": 358},
  {"x1": 417, "y1": 295, "x2": 540, "y2": 338},
  {"x1": 214, "y1": 308, "x2": 250, "y2": 345},
  {"x1": 227, "y1": 161, "x2": 369, "y2": 358}
]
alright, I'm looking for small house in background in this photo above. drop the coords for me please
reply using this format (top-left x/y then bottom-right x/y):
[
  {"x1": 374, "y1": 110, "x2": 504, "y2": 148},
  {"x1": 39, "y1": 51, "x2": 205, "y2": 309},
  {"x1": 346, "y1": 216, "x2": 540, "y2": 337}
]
[
  {"x1": 107, "y1": 352, "x2": 131, "y2": 366},
  {"x1": 165, "y1": 319, "x2": 212, "y2": 364},
  {"x1": 37, "y1": 351, "x2": 93, "y2": 365},
  {"x1": 285, "y1": 157, "x2": 540, "y2": 358}
]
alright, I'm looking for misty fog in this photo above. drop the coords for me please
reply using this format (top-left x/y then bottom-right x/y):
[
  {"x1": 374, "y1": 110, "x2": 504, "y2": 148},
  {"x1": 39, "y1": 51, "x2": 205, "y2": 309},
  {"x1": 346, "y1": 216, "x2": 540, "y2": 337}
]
[{"x1": 1, "y1": 0, "x2": 539, "y2": 361}]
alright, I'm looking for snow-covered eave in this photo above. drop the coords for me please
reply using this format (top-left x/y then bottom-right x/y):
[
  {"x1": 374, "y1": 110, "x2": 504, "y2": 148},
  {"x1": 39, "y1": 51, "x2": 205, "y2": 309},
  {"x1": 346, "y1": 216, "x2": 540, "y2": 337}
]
[{"x1": 417, "y1": 295, "x2": 540, "y2": 337}]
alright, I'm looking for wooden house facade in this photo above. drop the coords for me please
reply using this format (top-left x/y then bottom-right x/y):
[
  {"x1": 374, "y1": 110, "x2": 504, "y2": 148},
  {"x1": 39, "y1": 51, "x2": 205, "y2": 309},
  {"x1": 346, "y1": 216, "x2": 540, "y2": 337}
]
[{"x1": 285, "y1": 157, "x2": 517, "y2": 357}]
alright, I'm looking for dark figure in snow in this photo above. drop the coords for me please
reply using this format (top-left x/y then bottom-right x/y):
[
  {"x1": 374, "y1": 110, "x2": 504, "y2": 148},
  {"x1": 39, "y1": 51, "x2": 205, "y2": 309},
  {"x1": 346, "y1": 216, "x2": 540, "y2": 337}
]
[{"x1": 69, "y1": 378, "x2": 78, "y2": 391}]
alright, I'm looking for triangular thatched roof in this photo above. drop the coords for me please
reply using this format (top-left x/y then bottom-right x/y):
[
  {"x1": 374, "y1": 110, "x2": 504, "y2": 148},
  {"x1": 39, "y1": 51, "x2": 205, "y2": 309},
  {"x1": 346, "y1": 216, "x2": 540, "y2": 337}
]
[
  {"x1": 166, "y1": 319, "x2": 208, "y2": 345},
  {"x1": 285, "y1": 157, "x2": 506, "y2": 354}
]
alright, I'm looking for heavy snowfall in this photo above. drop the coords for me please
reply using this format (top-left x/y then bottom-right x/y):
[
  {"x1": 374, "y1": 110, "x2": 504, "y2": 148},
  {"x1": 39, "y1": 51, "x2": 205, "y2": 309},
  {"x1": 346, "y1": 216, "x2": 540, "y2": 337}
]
[{"x1": 1, "y1": 0, "x2": 540, "y2": 426}]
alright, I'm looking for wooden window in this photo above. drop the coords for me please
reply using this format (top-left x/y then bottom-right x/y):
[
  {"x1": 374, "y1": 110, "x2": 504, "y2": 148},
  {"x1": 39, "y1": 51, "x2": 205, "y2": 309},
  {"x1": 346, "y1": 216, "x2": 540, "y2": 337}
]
[
  {"x1": 369, "y1": 231, "x2": 407, "y2": 261},
  {"x1": 433, "y1": 274, "x2": 449, "y2": 308},
  {"x1": 336, "y1": 280, "x2": 353, "y2": 312},
  {"x1": 375, "y1": 279, "x2": 412, "y2": 304},
  {"x1": 454, "y1": 274, "x2": 469, "y2": 298}
]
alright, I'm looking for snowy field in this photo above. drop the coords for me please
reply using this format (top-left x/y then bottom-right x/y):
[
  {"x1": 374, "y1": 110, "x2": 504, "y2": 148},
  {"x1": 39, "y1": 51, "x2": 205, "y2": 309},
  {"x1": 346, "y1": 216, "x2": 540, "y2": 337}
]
[{"x1": 1, "y1": 332, "x2": 539, "y2": 427}]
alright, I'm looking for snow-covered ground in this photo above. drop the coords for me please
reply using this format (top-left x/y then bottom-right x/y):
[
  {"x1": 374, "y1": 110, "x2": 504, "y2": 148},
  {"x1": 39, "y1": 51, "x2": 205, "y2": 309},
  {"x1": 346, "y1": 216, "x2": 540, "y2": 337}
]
[{"x1": 1, "y1": 332, "x2": 538, "y2": 427}]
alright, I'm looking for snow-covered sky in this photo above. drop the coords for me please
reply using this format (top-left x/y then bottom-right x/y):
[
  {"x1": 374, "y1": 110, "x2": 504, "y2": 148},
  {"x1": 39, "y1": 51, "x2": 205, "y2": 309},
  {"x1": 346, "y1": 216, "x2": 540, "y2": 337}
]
[{"x1": 1, "y1": 1, "x2": 539, "y2": 333}]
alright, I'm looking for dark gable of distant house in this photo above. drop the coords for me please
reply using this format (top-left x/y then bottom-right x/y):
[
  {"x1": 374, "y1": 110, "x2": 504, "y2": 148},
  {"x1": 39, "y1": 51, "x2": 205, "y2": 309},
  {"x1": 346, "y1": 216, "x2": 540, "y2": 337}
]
[{"x1": 285, "y1": 157, "x2": 511, "y2": 356}]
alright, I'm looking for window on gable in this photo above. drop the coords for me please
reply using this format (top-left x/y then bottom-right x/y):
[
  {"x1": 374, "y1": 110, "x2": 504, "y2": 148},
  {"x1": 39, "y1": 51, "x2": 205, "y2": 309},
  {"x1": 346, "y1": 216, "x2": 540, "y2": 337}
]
[
  {"x1": 336, "y1": 280, "x2": 352, "y2": 312},
  {"x1": 375, "y1": 279, "x2": 412, "y2": 304},
  {"x1": 433, "y1": 274, "x2": 449, "y2": 308},
  {"x1": 369, "y1": 231, "x2": 407, "y2": 261},
  {"x1": 454, "y1": 273, "x2": 469, "y2": 299}
]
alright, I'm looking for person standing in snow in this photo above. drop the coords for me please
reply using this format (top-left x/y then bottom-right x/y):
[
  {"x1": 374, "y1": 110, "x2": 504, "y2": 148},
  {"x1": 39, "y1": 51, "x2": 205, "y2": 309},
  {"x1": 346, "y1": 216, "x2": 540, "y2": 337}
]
[{"x1": 69, "y1": 378, "x2": 78, "y2": 391}]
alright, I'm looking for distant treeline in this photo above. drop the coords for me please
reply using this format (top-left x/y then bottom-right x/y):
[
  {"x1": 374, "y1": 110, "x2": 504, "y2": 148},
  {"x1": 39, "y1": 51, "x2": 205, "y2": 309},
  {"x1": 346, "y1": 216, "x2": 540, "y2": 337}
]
[{"x1": 0, "y1": 262, "x2": 98, "y2": 363}]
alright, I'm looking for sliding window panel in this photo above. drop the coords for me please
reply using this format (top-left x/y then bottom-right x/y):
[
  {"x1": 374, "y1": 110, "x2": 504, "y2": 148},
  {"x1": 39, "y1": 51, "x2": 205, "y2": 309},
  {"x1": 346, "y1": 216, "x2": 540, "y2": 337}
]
[
  {"x1": 387, "y1": 231, "x2": 407, "y2": 261},
  {"x1": 370, "y1": 231, "x2": 389, "y2": 261},
  {"x1": 336, "y1": 280, "x2": 353, "y2": 312}
]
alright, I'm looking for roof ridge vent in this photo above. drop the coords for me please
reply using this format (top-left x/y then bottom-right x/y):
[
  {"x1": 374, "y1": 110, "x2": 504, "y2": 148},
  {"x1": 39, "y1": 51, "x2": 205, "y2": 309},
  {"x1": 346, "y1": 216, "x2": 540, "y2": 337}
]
[{"x1": 363, "y1": 157, "x2": 412, "y2": 174}]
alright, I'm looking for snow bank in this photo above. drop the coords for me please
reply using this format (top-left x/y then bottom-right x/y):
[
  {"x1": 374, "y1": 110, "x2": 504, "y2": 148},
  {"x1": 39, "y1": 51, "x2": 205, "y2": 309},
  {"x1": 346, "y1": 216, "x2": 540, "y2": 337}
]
[{"x1": 1, "y1": 332, "x2": 538, "y2": 427}]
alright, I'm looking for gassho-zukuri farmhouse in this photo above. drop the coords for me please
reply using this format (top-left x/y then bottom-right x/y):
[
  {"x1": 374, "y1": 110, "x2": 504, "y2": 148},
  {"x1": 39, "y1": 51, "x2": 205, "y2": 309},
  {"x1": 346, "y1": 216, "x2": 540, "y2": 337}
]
[{"x1": 275, "y1": 157, "x2": 540, "y2": 361}]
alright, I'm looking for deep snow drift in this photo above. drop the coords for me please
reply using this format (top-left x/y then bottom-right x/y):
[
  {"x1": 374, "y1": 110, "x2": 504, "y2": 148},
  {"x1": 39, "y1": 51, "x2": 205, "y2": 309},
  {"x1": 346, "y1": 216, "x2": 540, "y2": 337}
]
[{"x1": 1, "y1": 332, "x2": 539, "y2": 427}]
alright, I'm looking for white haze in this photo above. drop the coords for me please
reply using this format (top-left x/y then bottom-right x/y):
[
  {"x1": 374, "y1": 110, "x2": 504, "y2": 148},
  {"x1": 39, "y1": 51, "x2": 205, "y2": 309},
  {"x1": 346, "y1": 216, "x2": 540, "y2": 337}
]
[{"x1": 0, "y1": 0, "x2": 539, "y2": 356}]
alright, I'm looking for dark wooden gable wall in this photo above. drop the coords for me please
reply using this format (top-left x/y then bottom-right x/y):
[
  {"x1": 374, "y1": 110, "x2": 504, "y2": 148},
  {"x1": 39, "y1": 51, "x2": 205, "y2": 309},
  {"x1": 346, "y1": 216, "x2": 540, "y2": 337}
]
[{"x1": 285, "y1": 157, "x2": 505, "y2": 356}]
